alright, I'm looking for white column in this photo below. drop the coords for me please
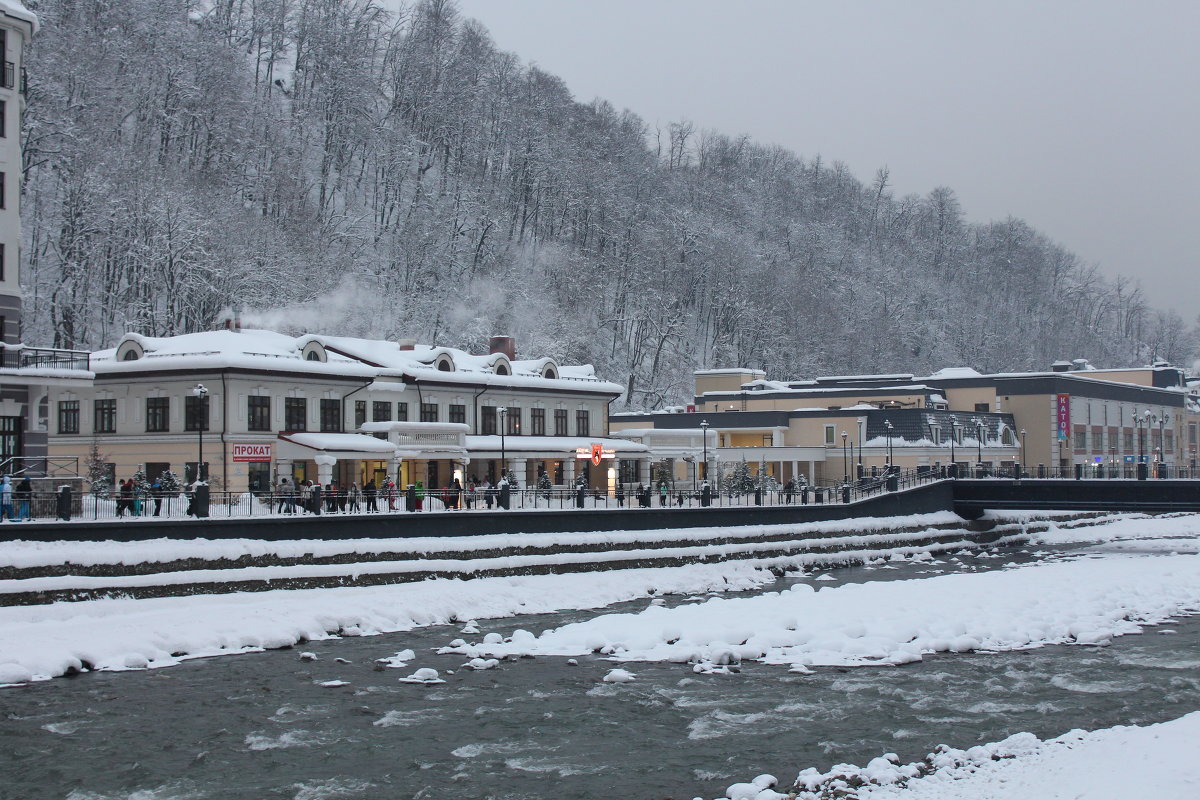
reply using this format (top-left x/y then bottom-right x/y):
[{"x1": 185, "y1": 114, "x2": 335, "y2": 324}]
[
  {"x1": 314, "y1": 454, "x2": 337, "y2": 486},
  {"x1": 512, "y1": 459, "x2": 528, "y2": 487},
  {"x1": 563, "y1": 457, "x2": 576, "y2": 487}
]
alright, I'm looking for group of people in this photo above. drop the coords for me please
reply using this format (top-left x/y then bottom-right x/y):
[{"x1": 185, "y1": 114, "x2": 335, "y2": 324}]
[
  {"x1": 269, "y1": 474, "x2": 514, "y2": 514},
  {"x1": 113, "y1": 477, "x2": 174, "y2": 517},
  {"x1": 0, "y1": 476, "x2": 34, "y2": 521}
]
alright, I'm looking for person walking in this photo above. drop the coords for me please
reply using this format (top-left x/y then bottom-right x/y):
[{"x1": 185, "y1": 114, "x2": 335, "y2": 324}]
[
  {"x1": 150, "y1": 477, "x2": 164, "y2": 517},
  {"x1": 15, "y1": 476, "x2": 32, "y2": 520},
  {"x1": 616, "y1": 484, "x2": 625, "y2": 507},
  {"x1": 384, "y1": 478, "x2": 397, "y2": 511},
  {"x1": 0, "y1": 476, "x2": 15, "y2": 521},
  {"x1": 348, "y1": 482, "x2": 362, "y2": 513},
  {"x1": 658, "y1": 482, "x2": 668, "y2": 507},
  {"x1": 465, "y1": 478, "x2": 477, "y2": 510},
  {"x1": 414, "y1": 480, "x2": 425, "y2": 511},
  {"x1": 449, "y1": 477, "x2": 463, "y2": 510},
  {"x1": 364, "y1": 479, "x2": 377, "y2": 512}
]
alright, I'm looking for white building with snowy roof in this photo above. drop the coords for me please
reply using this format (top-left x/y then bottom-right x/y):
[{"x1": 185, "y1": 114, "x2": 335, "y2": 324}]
[{"x1": 47, "y1": 324, "x2": 651, "y2": 494}]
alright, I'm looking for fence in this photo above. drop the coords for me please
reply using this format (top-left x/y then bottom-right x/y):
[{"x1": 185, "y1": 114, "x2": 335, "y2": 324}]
[{"x1": 3, "y1": 469, "x2": 946, "y2": 522}]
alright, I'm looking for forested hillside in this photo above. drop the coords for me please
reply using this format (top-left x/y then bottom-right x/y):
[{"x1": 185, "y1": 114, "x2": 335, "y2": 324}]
[{"x1": 19, "y1": 0, "x2": 1197, "y2": 407}]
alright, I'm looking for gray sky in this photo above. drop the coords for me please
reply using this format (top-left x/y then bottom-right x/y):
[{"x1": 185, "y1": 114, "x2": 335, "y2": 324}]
[{"x1": 452, "y1": 0, "x2": 1199, "y2": 317}]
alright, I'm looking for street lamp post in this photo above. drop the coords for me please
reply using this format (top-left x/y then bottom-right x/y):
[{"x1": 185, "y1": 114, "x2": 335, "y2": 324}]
[
  {"x1": 949, "y1": 415, "x2": 958, "y2": 478},
  {"x1": 841, "y1": 431, "x2": 848, "y2": 483},
  {"x1": 1020, "y1": 428, "x2": 1027, "y2": 479},
  {"x1": 1159, "y1": 412, "x2": 1168, "y2": 478},
  {"x1": 972, "y1": 417, "x2": 983, "y2": 476},
  {"x1": 700, "y1": 420, "x2": 710, "y2": 486},
  {"x1": 883, "y1": 419, "x2": 894, "y2": 470},
  {"x1": 1139, "y1": 410, "x2": 1151, "y2": 480},
  {"x1": 498, "y1": 406, "x2": 508, "y2": 483},
  {"x1": 192, "y1": 384, "x2": 208, "y2": 483}
]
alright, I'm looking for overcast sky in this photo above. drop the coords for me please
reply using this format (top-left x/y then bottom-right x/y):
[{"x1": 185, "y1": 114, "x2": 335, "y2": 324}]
[{"x1": 452, "y1": 0, "x2": 1198, "y2": 317}]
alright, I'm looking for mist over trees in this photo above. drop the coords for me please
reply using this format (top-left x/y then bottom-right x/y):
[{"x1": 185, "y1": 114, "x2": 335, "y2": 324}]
[{"x1": 19, "y1": 0, "x2": 1197, "y2": 407}]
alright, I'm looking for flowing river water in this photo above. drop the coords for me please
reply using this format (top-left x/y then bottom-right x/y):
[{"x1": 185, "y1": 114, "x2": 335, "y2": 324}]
[{"x1": 2, "y1": 546, "x2": 1199, "y2": 800}]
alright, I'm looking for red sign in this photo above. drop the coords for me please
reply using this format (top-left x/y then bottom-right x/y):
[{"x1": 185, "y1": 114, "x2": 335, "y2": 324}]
[
  {"x1": 232, "y1": 443, "x2": 273, "y2": 463},
  {"x1": 686, "y1": 404, "x2": 696, "y2": 413},
  {"x1": 590, "y1": 442, "x2": 604, "y2": 467},
  {"x1": 1056, "y1": 394, "x2": 1070, "y2": 441}
]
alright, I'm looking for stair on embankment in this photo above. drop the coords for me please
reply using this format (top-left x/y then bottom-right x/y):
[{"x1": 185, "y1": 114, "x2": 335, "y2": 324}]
[{"x1": 0, "y1": 512, "x2": 1120, "y2": 606}]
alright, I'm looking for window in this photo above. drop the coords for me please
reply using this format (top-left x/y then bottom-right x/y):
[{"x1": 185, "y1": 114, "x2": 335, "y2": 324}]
[
  {"x1": 481, "y1": 405, "x2": 497, "y2": 435},
  {"x1": 0, "y1": 242, "x2": 4, "y2": 281},
  {"x1": 449, "y1": 404, "x2": 466, "y2": 424},
  {"x1": 0, "y1": 171, "x2": 6, "y2": 210},
  {"x1": 554, "y1": 409, "x2": 568, "y2": 436},
  {"x1": 145, "y1": 462, "x2": 170, "y2": 483},
  {"x1": 824, "y1": 425, "x2": 835, "y2": 445},
  {"x1": 0, "y1": 99, "x2": 6, "y2": 138},
  {"x1": 284, "y1": 398, "x2": 307, "y2": 432},
  {"x1": 1124, "y1": 431, "x2": 1134, "y2": 451},
  {"x1": 57, "y1": 400, "x2": 79, "y2": 434},
  {"x1": 506, "y1": 407, "x2": 521, "y2": 435},
  {"x1": 974, "y1": 403, "x2": 990, "y2": 413},
  {"x1": 306, "y1": 351, "x2": 320, "y2": 361},
  {"x1": 396, "y1": 402, "x2": 408, "y2": 421},
  {"x1": 575, "y1": 409, "x2": 589, "y2": 437},
  {"x1": 530, "y1": 408, "x2": 545, "y2": 436},
  {"x1": 95, "y1": 399, "x2": 116, "y2": 433},
  {"x1": 372, "y1": 401, "x2": 391, "y2": 422},
  {"x1": 420, "y1": 402, "x2": 438, "y2": 422},
  {"x1": 248, "y1": 396, "x2": 271, "y2": 431},
  {"x1": 185, "y1": 395, "x2": 209, "y2": 432},
  {"x1": 146, "y1": 397, "x2": 169, "y2": 432},
  {"x1": 354, "y1": 400, "x2": 366, "y2": 428},
  {"x1": 320, "y1": 399, "x2": 342, "y2": 432}
]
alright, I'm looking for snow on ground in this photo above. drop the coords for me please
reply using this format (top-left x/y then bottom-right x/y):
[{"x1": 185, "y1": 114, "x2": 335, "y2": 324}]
[
  {"x1": 442, "y1": 551, "x2": 1200, "y2": 668},
  {"x1": 0, "y1": 512, "x2": 975, "y2": 569},
  {"x1": 0, "y1": 562, "x2": 776, "y2": 684},
  {"x1": 1, "y1": 513, "x2": 1196, "y2": 686},
  {"x1": 720, "y1": 711, "x2": 1200, "y2": 799}
]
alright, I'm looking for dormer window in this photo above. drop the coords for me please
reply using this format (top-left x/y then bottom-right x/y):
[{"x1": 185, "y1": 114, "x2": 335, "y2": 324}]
[
  {"x1": 123, "y1": 350, "x2": 139, "y2": 361},
  {"x1": 544, "y1": 367, "x2": 557, "y2": 380},
  {"x1": 495, "y1": 363, "x2": 510, "y2": 375},
  {"x1": 435, "y1": 354, "x2": 454, "y2": 372},
  {"x1": 114, "y1": 338, "x2": 145, "y2": 362},
  {"x1": 301, "y1": 341, "x2": 328, "y2": 363}
]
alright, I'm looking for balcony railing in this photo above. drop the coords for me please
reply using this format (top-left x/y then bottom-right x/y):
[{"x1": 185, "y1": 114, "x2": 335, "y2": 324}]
[
  {"x1": 1, "y1": 62, "x2": 13, "y2": 90},
  {"x1": 0, "y1": 344, "x2": 92, "y2": 372}
]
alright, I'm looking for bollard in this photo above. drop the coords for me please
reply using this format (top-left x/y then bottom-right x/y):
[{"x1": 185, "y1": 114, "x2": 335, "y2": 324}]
[
  {"x1": 841, "y1": 485, "x2": 851, "y2": 504},
  {"x1": 499, "y1": 483, "x2": 511, "y2": 510},
  {"x1": 406, "y1": 485, "x2": 417, "y2": 511},
  {"x1": 1074, "y1": 464, "x2": 1083, "y2": 481},
  {"x1": 1037, "y1": 464, "x2": 1045, "y2": 479}
]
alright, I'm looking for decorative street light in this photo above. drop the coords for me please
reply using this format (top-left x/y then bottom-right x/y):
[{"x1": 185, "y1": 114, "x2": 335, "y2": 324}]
[
  {"x1": 1159, "y1": 412, "x2": 1169, "y2": 477},
  {"x1": 841, "y1": 431, "x2": 848, "y2": 483},
  {"x1": 1020, "y1": 428, "x2": 1027, "y2": 479},
  {"x1": 883, "y1": 419, "x2": 894, "y2": 469},
  {"x1": 498, "y1": 406, "x2": 508, "y2": 483},
  {"x1": 192, "y1": 384, "x2": 208, "y2": 483},
  {"x1": 700, "y1": 419, "x2": 710, "y2": 485},
  {"x1": 949, "y1": 415, "x2": 958, "y2": 477},
  {"x1": 972, "y1": 417, "x2": 983, "y2": 475}
]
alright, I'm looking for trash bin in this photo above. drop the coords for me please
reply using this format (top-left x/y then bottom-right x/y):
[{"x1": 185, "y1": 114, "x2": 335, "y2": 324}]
[
  {"x1": 753, "y1": 487, "x2": 762, "y2": 506},
  {"x1": 406, "y1": 484, "x2": 417, "y2": 511},
  {"x1": 193, "y1": 484, "x2": 210, "y2": 518},
  {"x1": 1137, "y1": 462, "x2": 1149, "y2": 481},
  {"x1": 56, "y1": 485, "x2": 72, "y2": 521},
  {"x1": 575, "y1": 486, "x2": 585, "y2": 508},
  {"x1": 886, "y1": 475, "x2": 899, "y2": 492},
  {"x1": 841, "y1": 485, "x2": 851, "y2": 504},
  {"x1": 700, "y1": 485, "x2": 712, "y2": 507},
  {"x1": 1037, "y1": 464, "x2": 1046, "y2": 479},
  {"x1": 1074, "y1": 464, "x2": 1083, "y2": 481}
]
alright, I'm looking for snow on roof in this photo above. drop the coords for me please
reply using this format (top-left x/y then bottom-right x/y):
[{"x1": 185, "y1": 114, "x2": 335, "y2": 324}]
[
  {"x1": 694, "y1": 368, "x2": 766, "y2": 376},
  {"x1": 279, "y1": 432, "x2": 399, "y2": 453},
  {"x1": 701, "y1": 384, "x2": 934, "y2": 397},
  {"x1": 464, "y1": 435, "x2": 650, "y2": 454},
  {"x1": 91, "y1": 329, "x2": 622, "y2": 394},
  {"x1": 924, "y1": 367, "x2": 984, "y2": 379},
  {"x1": 0, "y1": 0, "x2": 37, "y2": 32},
  {"x1": 741, "y1": 379, "x2": 791, "y2": 391},
  {"x1": 817, "y1": 373, "x2": 915, "y2": 382}
]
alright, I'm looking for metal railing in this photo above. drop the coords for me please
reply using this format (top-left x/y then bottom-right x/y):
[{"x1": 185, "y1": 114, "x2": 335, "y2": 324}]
[
  {"x1": 0, "y1": 345, "x2": 92, "y2": 371},
  {"x1": 1, "y1": 62, "x2": 13, "y2": 90},
  {"x1": 1002, "y1": 464, "x2": 1200, "y2": 481},
  {"x1": 0, "y1": 456, "x2": 81, "y2": 478},
  {"x1": 4, "y1": 470, "x2": 950, "y2": 522}
]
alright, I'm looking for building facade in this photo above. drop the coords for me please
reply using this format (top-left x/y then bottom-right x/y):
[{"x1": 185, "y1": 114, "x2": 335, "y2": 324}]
[
  {"x1": 612, "y1": 360, "x2": 1200, "y2": 486},
  {"x1": 46, "y1": 327, "x2": 657, "y2": 493}
]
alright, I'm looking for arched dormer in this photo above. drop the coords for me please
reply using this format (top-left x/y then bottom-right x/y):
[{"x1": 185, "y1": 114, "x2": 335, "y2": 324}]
[
  {"x1": 301, "y1": 341, "x2": 328, "y2": 363},
  {"x1": 115, "y1": 337, "x2": 145, "y2": 362},
  {"x1": 541, "y1": 360, "x2": 560, "y2": 380},
  {"x1": 435, "y1": 353, "x2": 455, "y2": 372},
  {"x1": 491, "y1": 354, "x2": 512, "y2": 376}
]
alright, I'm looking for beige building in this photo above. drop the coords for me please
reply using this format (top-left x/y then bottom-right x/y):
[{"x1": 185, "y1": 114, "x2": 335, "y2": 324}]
[
  {"x1": 612, "y1": 359, "x2": 1200, "y2": 486},
  {"x1": 48, "y1": 325, "x2": 652, "y2": 493}
]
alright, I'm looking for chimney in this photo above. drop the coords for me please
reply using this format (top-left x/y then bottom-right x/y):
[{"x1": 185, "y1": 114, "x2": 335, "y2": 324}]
[
  {"x1": 398, "y1": 338, "x2": 416, "y2": 351},
  {"x1": 1050, "y1": 360, "x2": 1071, "y2": 373},
  {"x1": 233, "y1": 304, "x2": 242, "y2": 332},
  {"x1": 489, "y1": 335, "x2": 516, "y2": 360}
]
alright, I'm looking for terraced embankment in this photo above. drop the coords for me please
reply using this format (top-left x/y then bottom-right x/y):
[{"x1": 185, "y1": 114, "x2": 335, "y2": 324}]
[{"x1": 0, "y1": 511, "x2": 1112, "y2": 605}]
